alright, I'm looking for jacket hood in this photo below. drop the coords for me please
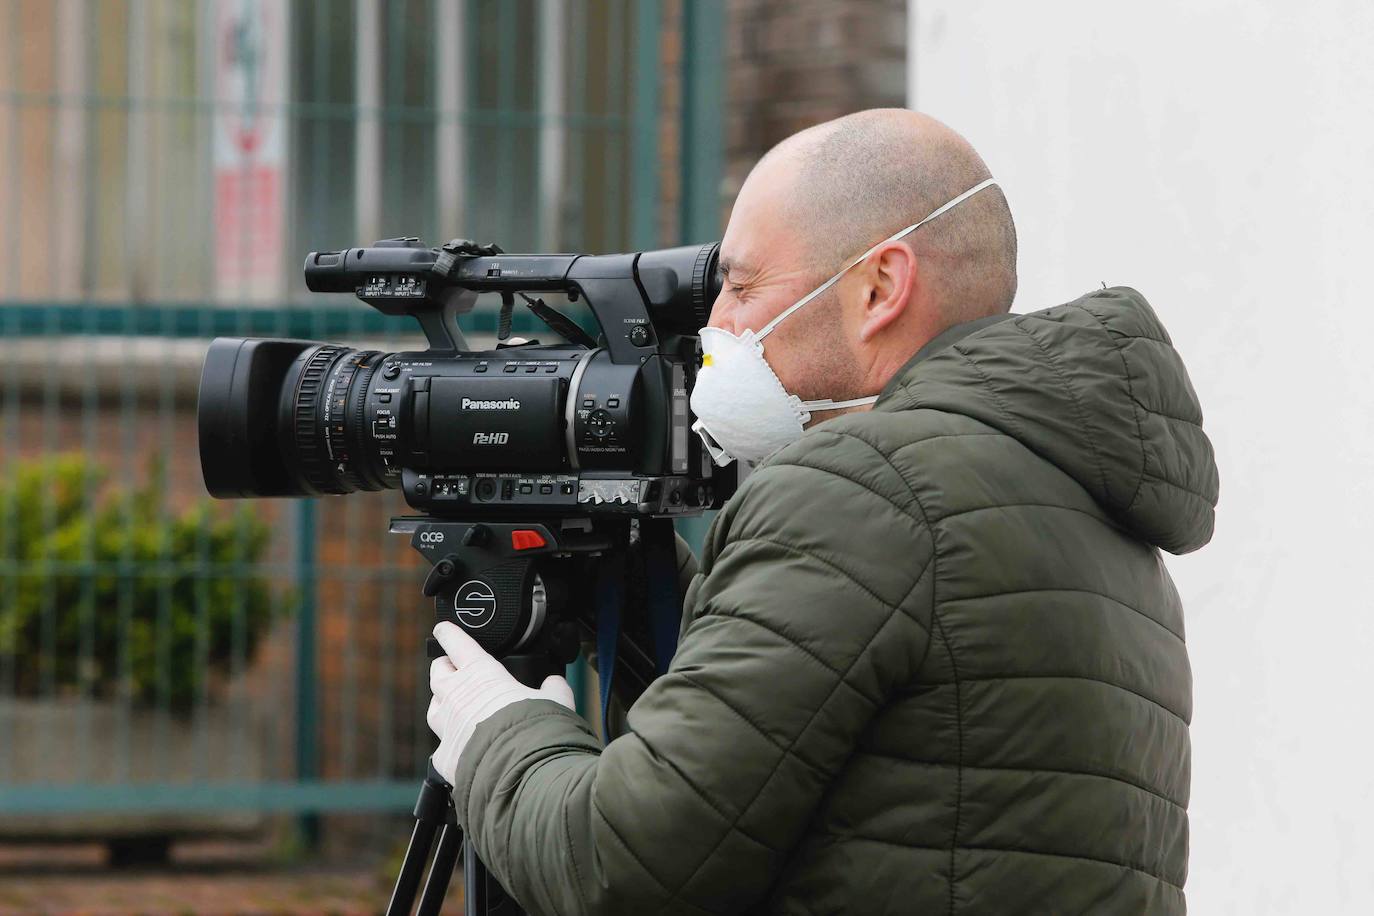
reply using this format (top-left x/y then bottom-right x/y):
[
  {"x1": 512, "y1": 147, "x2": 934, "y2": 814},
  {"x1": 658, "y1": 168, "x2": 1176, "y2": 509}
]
[{"x1": 876, "y1": 287, "x2": 1218, "y2": 554}]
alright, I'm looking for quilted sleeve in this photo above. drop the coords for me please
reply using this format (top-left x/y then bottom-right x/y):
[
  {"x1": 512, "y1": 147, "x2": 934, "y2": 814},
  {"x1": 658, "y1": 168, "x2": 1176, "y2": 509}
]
[{"x1": 453, "y1": 430, "x2": 935, "y2": 915}]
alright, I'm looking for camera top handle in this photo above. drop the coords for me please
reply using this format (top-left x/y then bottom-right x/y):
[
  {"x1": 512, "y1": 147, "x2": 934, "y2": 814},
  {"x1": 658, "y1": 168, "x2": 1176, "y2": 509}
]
[{"x1": 304, "y1": 237, "x2": 721, "y2": 360}]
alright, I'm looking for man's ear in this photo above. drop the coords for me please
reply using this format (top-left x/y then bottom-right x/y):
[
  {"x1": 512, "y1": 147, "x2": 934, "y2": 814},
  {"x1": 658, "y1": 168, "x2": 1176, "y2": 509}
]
[{"x1": 856, "y1": 241, "x2": 918, "y2": 344}]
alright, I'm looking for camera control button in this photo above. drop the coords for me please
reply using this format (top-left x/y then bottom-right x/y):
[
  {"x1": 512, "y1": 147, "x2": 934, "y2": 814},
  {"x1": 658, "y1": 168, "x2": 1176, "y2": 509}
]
[
  {"x1": 378, "y1": 393, "x2": 392, "y2": 403},
  {"x1": 581, "y1": 397, "x2": 595, "y2": 409},
  {"x1": 511, "y1": 530, "x2": 547, "y2": 551},
  {"x1": 475, "y1": 364, "x2": 488, "y2": 373},
  {"x1": 588, "y1": 409, "x2": 613, "y2": 437},
  {"x1": 628, "y1": 325, "x2": 651, "y2": 347},
  {"x1": 503, "y1": 364, "x2": 517, "y2": 373},
  {"x1": 383, "y1": 364, "x2": 401, "y2": 380},
  {"x1": 519, "y1": 483, "x2": 533, "y2": 495},
  {"x1": 544, "y1": 365, "x2": 557, "y2": 373},
  {"x1": 606, "y1": 397, "x2": 620, "y2": 408},
  {"x1": 539, "y1": 483, "x2": 553, "y2": 495},
  {"x1": 524, "y1": 365, "x2": 538, "y2": 373}
]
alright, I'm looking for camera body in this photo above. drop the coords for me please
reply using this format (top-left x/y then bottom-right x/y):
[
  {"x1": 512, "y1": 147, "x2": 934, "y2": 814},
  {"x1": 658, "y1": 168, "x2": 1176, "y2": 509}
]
[{"x1": 198, "y1": 237, "x2": 733, "y2": 518}]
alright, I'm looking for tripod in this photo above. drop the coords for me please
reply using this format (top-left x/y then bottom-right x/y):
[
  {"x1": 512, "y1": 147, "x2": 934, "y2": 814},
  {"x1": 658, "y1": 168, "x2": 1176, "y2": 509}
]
[
  {"x1": 385, "y1": 655, "x2": 557, "y2": 916},
  {"x1": 382, "y1": 515, "x2": 680, "y2": 916}
]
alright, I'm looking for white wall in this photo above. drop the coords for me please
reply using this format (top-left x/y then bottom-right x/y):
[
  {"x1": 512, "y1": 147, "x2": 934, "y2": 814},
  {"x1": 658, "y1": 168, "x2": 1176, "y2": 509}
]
[{"x1": 908, "y1": 1, "x2": 1374, "y2": 912}]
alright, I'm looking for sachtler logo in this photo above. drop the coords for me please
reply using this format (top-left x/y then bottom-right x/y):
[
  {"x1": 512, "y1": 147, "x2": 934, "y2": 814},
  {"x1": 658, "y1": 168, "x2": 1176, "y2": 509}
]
[
  {"x1": 461, "y1": 397, "x2": 521, "y2": 411},
  {"x1": 454, "y1": 580, "x2": 498, "y2": 628}
]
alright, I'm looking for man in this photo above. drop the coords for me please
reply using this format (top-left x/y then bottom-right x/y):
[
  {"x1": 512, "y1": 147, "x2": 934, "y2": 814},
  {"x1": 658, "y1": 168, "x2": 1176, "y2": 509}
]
[{"x1": 427, "y1": 109, "x2": 1218, "y2": 914}]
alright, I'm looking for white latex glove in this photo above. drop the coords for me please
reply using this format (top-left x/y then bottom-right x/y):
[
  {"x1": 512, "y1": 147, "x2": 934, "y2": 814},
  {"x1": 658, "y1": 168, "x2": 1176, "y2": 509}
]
[{"x1": 427, "y1": 621, "x2": 576, "y2": 786}]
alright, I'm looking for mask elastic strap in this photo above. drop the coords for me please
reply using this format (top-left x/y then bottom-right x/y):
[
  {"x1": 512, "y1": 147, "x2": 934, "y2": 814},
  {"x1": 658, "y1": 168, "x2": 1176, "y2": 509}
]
[
  {"x1": 755, "y1": 177, "x2": 1000, "y2": 343},
  {"x1": 800, "y1": 395, "x2": 880, "y2": 412}
]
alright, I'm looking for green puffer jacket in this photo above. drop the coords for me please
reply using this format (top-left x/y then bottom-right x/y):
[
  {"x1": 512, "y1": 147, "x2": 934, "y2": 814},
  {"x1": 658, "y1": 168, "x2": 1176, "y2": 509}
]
[{"x1": 454, "y1": 287, "x2": 1218, "y2": 915}]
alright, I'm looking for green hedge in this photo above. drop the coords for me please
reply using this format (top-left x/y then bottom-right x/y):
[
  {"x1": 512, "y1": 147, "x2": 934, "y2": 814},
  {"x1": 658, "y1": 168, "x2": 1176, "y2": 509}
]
[{"x1": 0, "y1": 454, "x2": 282, "y2": 709}]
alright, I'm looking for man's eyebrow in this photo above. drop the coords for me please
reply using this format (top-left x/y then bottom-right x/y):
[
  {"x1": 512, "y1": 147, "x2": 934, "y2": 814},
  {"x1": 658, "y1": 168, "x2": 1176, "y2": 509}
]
[{"x1": 717, "y1": 256, "x2": 752, "y2": 278}]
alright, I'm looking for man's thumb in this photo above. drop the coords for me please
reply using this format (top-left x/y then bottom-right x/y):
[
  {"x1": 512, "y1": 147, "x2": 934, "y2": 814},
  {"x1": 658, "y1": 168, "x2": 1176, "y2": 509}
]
[{"x1": 539, "y1": 674, "x2": 576, "y2": 711}]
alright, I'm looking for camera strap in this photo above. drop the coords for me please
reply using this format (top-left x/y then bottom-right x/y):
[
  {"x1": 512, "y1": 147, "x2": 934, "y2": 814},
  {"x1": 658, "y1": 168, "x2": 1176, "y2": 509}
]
[
  {"x1": 641, "y1": 518, "x2": 682, "y2": 678},
  {"x1": 594, "y1": 551, "x2": 625, "y2": 743},
  {"x1": 594, "y1": 519, "x2": 682, "y2": 744}
]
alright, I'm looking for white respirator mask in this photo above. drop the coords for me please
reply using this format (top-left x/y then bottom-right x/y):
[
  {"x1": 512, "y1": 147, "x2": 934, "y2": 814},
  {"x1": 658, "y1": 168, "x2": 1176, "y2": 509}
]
[{"x1": 690, "y1": 178, "x2": 1000, "y2": 466}]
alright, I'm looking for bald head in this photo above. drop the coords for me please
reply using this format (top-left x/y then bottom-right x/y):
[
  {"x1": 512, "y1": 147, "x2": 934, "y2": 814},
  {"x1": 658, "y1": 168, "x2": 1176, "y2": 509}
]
[
  {"x1": 759, "y1": 109, "x2": 1017, "y2": 323},
  {"x1": 710, "y1": 109, "x2": 1019, "y2": 429}
]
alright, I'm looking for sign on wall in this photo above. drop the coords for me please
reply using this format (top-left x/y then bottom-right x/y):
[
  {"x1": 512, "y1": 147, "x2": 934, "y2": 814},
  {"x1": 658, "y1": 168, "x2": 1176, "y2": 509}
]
[{"x1": 214, "y1": 0, "x2": 288, "y2": 301}]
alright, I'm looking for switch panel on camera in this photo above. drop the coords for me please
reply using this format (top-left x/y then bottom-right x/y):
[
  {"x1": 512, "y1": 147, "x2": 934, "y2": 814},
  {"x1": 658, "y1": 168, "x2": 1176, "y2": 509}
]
[
  {"x1": 569, "y1": 353, "x2": 641, "y2": 469},
  {"x1": 403, "y1": 470, "x2": 581, "y2": 513}
]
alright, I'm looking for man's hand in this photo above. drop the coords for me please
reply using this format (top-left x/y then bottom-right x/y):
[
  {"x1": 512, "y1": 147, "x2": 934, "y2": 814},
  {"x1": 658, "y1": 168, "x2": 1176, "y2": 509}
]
[{"x1": 427, "y1": 622, "x2": 576, "y2": 785}]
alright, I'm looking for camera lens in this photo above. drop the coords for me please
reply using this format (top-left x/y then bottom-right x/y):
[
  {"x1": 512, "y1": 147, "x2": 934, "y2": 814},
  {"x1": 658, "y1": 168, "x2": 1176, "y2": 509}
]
[{"x1": 198, "y1": 338, "x2": 401, "y2": 498}]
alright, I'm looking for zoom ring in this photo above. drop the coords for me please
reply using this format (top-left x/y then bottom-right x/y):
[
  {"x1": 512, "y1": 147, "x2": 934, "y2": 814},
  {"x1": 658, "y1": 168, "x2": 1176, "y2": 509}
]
[
  {"x1": 293, "y1": 345, "x2": 347, "y2": 495},
  {"x1": 347, "y1": 351, "x2": 385, "y2": 490},
  {"x1": 324, "y1": 350, "x2": 377, "y2": 493}
]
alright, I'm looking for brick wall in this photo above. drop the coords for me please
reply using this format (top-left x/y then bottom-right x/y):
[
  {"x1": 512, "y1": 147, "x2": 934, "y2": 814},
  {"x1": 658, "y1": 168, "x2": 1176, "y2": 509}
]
[
  {"x1": 723, "y1": 0, "x2": 908, "y2": 220},
  {"x1": 658, "y1": 0, "x2": 686, "y2": 246}
]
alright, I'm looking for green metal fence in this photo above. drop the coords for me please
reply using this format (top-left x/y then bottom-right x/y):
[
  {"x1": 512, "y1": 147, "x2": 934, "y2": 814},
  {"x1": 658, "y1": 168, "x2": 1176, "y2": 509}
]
[{"x1": 0, "y1": 0, "x2": 723, "y2": 825}]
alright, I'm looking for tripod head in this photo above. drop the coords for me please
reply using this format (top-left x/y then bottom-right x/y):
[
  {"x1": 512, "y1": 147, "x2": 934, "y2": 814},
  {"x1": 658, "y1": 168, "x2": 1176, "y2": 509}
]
[
  {"x1": 394, "y1": 515, "x2": 612, "y2": 677},
  {"x1": 394, "y1": 514, "x2": 669, "y2": 694}
]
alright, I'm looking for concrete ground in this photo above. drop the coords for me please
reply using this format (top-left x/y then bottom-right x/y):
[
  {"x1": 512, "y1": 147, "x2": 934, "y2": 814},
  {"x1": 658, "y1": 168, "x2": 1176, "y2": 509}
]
[{"x1": 0, "y1": 839, "x2": 466, "y2": 915}]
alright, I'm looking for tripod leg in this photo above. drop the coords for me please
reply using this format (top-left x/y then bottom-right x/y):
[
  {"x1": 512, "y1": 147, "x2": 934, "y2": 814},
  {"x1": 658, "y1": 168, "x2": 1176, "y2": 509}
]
[
  {"x1": 386, "y1": 818, "x2": 441, "y2": 916},
  {"x1": 464, "y1": 839, "x2": 488, "y2": 915},
  {"x1": 462, "y1": 841, "x2": 530, "y2": 916},
  {"x1": 387, "y1": 760, "x2": 457, "y2": 916},
  {"x1": 415, "y1": 821, "x2": 464, "y2": 916}
]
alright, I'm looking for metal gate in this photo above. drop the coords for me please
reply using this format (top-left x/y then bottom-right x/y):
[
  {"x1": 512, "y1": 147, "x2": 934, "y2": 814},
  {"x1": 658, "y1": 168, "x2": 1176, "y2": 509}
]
[{"x1": 0, "y1": 0, "x2": 723, "y2": 824}]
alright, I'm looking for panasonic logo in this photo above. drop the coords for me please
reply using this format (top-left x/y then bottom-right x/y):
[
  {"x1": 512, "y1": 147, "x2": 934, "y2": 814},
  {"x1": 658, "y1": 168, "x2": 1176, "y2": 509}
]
[{"x1": 461, "y1": 397, "x2": 521, "y2": 411}]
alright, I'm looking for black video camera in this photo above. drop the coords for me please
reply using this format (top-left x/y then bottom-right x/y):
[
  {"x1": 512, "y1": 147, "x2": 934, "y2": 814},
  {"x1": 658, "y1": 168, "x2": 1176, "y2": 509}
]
[
  {"x1": 198, "y1": 236, "x2": 732, "y2": 516},
  {"x1": 196, "y1": 237, "x2": 731, "y2": 670},
  {"x1": 198, "y1": 237, "x2": 730, "y2": 915}
]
